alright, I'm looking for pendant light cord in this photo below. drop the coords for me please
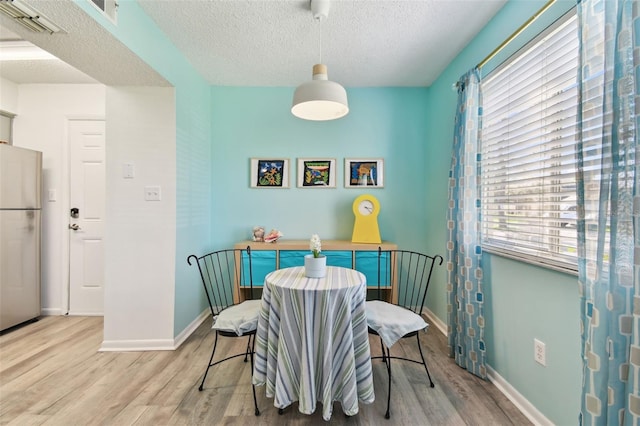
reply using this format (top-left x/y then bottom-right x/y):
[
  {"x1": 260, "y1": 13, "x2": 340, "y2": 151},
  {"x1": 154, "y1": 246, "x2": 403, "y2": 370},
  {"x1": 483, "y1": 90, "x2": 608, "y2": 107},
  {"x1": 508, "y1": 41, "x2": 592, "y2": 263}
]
[{"x1": 316, "y1": 14, "x2": 323, "y2": 65}]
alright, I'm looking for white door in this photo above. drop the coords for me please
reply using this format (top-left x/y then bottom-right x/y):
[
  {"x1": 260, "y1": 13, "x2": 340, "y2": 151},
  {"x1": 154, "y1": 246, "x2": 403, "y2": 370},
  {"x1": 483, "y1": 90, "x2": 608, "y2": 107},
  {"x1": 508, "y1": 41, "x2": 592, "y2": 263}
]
[{"x1": 68, "y1": 119, "x2": 105, "y2": 315}]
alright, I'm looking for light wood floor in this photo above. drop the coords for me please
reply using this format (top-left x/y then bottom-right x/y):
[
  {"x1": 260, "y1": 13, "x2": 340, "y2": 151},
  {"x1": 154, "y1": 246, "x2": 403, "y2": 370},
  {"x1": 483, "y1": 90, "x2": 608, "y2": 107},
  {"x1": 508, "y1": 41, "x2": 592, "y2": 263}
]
[{"x1": 0, "y1": 316, "x2": 531, "y2": 425}]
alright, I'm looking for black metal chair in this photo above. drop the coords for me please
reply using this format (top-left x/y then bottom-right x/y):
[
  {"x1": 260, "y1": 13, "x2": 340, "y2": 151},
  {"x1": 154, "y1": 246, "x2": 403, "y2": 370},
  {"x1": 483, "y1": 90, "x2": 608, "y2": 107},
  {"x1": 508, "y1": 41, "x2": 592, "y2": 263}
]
[
  {"x1": 366, "y1": 248, "x2": 443, "y2": 419},
  {"x1": 187, "y1": 247, "x2": 261, "y2": 416}
]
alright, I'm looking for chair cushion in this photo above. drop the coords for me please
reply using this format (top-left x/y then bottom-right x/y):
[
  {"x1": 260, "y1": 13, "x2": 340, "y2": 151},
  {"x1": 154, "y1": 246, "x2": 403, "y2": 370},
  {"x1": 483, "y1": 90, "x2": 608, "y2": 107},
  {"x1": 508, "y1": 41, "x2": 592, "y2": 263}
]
[
  {"x1": 212, "y1": 299, "x2": 261, "y2": 336},
  {"x1": 365, "y1": 300, "x2": 429, "y2": 348}
]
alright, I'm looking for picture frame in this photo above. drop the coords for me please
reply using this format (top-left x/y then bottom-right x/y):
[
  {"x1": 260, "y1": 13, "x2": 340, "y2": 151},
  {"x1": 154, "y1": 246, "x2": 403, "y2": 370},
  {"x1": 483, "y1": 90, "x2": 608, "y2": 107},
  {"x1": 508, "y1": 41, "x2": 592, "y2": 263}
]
[
  {"x1": 344, "y1": 158, "x2": 384, "y2": 188},
  {"x1": 297, "y1": 158, "x2": 337, "y2": 188},
  {"x1": 250, "y1": 158, "x2": 290, "y2": 188}
]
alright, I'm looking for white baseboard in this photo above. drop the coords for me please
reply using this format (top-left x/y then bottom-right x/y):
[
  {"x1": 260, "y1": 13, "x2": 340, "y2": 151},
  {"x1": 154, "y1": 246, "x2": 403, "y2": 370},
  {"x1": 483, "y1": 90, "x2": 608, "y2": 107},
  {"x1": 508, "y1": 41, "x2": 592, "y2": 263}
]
[
  {"x1": 99, "y1": 308, "x2": 210, "y2": 352},
  {"x1": 173, "y1": 308, "x2": 210, "y2": 348},
  {"x1": 68, "y1": 312, "x2": 103, "y2": 316},
  {"x1": 423, "y1": 307, "x2": 447, "y2": 335},
  {"x1": 423, "y1": 308, "x2": 551, "y2": 426},
  {"x1": 40, "y1": 310, "x2": 101, "y2": 316},
  {"x1": 486, "y1": 366, "x2": 553, "y2": 426},
  {"x1": 40, "y1": 308, "x2": 63, "y2": 316},
  {"x1": 99, "y1": 339, "x2": 176, "y2": 351}
]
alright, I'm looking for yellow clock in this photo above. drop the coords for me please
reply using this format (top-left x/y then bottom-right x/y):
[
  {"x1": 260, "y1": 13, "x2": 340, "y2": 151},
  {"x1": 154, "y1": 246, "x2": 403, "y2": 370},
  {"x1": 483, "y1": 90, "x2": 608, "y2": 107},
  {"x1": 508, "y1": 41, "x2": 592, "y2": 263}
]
[{"x1": 351, "y1": 194, "x2": 382, "y2": 244}]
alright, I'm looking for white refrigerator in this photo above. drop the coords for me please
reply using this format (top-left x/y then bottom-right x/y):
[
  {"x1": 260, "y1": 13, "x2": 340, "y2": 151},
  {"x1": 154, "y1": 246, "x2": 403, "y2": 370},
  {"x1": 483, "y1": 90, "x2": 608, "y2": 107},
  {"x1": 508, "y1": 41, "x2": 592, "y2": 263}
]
[{"x1": 0, "y1": 144, "x2": 42, "y2": 331}]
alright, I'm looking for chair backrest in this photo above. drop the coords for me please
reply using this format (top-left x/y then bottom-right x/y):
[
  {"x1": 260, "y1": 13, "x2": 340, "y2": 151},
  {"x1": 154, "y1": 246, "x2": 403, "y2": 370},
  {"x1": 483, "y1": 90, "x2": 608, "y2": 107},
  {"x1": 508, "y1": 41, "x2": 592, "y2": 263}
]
[
  {"x1": 187, "y1": 246, "x2": 255, "y2": 316},
  {"x1": 373, "y1": 248, "x2": 443, "y2": 314}
]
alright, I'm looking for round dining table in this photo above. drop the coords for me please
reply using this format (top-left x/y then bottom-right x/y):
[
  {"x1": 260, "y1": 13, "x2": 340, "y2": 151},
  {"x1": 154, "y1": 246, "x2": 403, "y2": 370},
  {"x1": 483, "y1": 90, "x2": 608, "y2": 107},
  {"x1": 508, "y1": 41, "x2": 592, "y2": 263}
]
[{"x1": 252, "y1": 265, "x2": 374, "y2": 421}]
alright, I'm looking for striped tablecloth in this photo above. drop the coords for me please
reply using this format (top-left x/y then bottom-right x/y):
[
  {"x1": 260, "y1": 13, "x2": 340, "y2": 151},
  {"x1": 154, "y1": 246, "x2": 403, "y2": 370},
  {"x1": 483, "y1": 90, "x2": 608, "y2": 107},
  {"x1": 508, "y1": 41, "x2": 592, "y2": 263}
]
[{"x1": 252, "y1": 266, "x2": 375, "y2": 421}]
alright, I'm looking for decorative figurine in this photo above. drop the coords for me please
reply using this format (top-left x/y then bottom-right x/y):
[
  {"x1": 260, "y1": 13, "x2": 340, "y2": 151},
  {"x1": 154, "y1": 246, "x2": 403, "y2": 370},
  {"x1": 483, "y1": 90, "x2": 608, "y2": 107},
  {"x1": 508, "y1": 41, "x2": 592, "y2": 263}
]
[{"x1": 252, "y1": 226, "x2": 265, "y2": 242}]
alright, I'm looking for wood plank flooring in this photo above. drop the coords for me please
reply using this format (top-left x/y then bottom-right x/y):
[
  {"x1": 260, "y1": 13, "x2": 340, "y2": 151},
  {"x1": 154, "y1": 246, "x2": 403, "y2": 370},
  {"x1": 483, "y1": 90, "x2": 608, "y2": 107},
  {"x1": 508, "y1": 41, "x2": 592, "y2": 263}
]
[{"x1": 0, "y1": 316, "x2": 531, "y2": 425}]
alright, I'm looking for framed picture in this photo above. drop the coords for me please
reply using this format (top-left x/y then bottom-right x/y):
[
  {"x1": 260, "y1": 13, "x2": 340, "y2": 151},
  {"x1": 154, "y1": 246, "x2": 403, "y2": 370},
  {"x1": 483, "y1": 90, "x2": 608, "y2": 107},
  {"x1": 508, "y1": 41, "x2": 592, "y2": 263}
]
[
  {"x1": 250, "y1": 158, "x2": 290, "y2": 188},
  {"x1": 297, "y1": 158, "x2": 337, "y2": 188},
  {"x1": 344, "y1": 158, "x2": 384, "y2": 188}
]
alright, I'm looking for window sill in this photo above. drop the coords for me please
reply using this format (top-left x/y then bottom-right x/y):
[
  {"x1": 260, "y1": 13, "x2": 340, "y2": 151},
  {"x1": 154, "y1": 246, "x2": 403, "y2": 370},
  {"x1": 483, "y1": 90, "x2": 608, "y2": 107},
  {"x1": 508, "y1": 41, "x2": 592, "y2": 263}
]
[{"x1": 482, "y1": 246, "x2": 578, "y2": 277}]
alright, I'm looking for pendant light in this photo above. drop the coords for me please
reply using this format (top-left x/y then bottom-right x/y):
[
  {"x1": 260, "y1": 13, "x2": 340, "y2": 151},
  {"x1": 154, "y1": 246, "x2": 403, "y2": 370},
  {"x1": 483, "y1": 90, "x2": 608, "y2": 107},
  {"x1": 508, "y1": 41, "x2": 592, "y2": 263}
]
[{"x1": 291, "y1": 0, "x2": 348, "y2": 121}]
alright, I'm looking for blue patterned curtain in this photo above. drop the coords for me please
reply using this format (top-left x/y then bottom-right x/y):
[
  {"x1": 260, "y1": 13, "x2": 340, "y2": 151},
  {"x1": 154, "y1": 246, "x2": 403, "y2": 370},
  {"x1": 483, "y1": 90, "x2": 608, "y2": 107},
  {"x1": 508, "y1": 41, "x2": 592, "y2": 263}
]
[
  {"x1": 446, "y1": 68, "x2": 486, "y2": 379},
  {"x1": 576, "y1": 0, "x2": 640, "y2": 424}
]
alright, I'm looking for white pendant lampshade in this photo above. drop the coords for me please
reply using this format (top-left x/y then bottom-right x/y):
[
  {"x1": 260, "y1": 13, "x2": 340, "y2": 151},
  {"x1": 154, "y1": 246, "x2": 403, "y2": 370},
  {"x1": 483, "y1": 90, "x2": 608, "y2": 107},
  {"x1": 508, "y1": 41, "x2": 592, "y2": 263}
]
[
  {"x1": 292, "y1": 64, "x2": 349, "y2": 121},
  {"x1": 291, "y1": 0, "x2": 348, "y2": 121}
]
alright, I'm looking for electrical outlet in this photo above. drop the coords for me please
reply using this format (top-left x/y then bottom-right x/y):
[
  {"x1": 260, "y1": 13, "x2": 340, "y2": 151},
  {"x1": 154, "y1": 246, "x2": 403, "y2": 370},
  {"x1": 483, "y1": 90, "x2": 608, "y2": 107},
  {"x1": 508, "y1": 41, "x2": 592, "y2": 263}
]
[
  {"x1": 144, "y1": 185, "x2": 161, "y2": 201},
  {"x1": 534, "y1": 338, "x2": 546, "y2": 366}
]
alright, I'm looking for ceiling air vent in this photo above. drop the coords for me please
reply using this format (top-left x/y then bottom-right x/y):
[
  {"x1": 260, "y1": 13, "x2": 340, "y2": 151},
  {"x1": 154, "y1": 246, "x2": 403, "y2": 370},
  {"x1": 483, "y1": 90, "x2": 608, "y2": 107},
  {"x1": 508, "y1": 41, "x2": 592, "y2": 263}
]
[{"x1": 0, "y1": 0, "x2": 62, "y2": 34}]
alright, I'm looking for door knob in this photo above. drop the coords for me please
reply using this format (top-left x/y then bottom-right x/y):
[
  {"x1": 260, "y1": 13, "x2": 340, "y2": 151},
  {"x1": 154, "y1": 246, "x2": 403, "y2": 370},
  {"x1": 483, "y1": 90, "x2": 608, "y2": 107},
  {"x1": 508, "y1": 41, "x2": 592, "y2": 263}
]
[{"x1": 69, "y1": 224, "x2": 81, "y2": 231}]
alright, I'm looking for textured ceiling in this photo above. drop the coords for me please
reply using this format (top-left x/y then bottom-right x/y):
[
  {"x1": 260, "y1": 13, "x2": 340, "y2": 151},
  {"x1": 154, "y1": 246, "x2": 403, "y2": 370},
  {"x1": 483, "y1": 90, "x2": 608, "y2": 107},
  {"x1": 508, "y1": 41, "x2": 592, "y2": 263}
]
[
  {"x1": 0, "y1": 0, "x2": 169, "y2": 86},
  {"x1": 0, "y1": 22, "x2": 97, "y2": 84},
  {"x1": 0, "y1": 0, "x2": 507, "y2": 87}
]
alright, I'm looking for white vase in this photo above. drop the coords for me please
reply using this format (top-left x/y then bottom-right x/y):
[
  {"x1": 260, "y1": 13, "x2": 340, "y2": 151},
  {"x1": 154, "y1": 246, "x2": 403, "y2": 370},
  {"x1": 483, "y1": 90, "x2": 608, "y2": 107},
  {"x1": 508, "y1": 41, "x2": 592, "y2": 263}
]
[{"x1": 304, "y1": 254, "x2": 326, "y2": 278}]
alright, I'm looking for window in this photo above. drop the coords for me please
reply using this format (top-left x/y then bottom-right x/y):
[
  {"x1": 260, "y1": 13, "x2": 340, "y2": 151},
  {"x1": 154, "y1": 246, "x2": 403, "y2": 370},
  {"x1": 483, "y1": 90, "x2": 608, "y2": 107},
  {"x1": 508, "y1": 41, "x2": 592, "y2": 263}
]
[
  {"x1": 0, "y1": 111, "x2": 15, "y2": 144},
  {"x1": 88, "y1": 0, "x2": 118, "y2": 23},
  {"x1": 480, "y1": 11, "x2": 579, "y2": 272}
]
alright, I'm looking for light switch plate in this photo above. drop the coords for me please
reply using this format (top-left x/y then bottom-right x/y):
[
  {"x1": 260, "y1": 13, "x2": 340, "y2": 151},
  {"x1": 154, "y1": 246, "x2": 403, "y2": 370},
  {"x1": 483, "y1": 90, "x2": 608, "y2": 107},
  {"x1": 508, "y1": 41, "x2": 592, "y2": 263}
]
[{"x1": 123, "y1": 163, "x2": 135, "y2": 179}]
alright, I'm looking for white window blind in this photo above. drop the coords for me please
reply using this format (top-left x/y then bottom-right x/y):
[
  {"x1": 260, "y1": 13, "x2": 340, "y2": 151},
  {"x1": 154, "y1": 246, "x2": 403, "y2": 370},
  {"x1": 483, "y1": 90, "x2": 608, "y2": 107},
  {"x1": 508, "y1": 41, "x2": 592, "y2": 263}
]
[{"x1": 480, "y1": 11, "x2": 579, "y2": 272}]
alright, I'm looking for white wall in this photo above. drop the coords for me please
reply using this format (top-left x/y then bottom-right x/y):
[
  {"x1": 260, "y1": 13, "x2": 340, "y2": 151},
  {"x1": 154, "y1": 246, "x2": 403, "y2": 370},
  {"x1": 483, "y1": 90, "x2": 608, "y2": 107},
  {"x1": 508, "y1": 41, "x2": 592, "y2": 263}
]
[
  {"x1": 102, "y1": 86, "x2": 176, "y2": 350},
  {"x1": 13, "y1": 84, "x2": 105, "y2": 314},
  {"x1": 11, "y1": 83, "x2": 179, "y2": 349},
  {"x1": 11, "y1": 83, "x2": 178, "y2": 349},
  {"x1": 0, "y1": 77, "x2": 18, "y2": 113}
]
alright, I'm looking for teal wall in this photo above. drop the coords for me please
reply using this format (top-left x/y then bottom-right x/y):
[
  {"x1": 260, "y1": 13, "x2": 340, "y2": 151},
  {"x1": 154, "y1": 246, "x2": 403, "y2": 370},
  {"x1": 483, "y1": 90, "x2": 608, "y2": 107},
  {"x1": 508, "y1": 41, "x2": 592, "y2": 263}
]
[
  {"x1": 209, "y1": 87, "x2": 431, "y2": 253},
  {"x1": 425, "y1": 0, "x2": 581, "y2": 424},
  {"x1": 74, "y1": 0, "x2": 214, "y2": 336},
  {"x1": 81, "y1": 0, "x2": 585, "y2": 422}
]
